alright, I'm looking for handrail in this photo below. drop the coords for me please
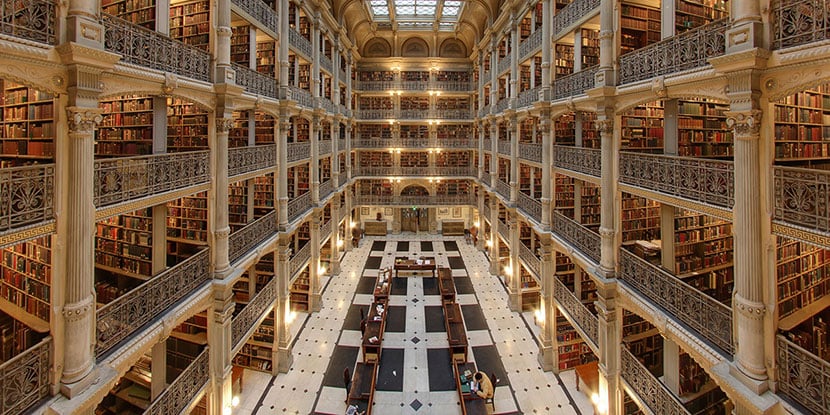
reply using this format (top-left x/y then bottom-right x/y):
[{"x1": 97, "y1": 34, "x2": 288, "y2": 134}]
[
  {"x1": 228, "y1": 144, "x2": 277, "y2": 178},
  {"x1": 0, "y1": 164, "x2": 55, "y2": 233},
  {"x1": 773, "y1": 166, "x2": 830, "y2": 237},
  {"x1": 0, "y1": 0, "x2": 56, "y2": 44},
  {"x1": 229, "y1": 210, "x2": 277, "y2": 264},
  {"x1": 232, "y1": 281, "x2": 277, "y2": 350},
  {"x1": 553, "y1": 212, "x2": 601, "y2": 263},
  {"x1": 621, "y1": 346, "x2": 690, "y2": 415},
  {"x1": 145, "y1": 347, "x2": 210, "y2": 415},
  {"x1": 553, "y1": 277, "x2": 598, "y2": 346},
  {"x1": 776, "y1": 334, "x2": 830, "y2": 415}
]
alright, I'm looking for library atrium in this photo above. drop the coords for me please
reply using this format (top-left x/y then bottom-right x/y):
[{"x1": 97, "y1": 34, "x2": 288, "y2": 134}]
[{"x1": 0, "y1": 0, "x2": 828, "y2": 414}]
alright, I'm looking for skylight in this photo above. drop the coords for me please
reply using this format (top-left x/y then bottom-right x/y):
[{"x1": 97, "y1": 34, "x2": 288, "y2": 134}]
[{"x1": 366, "y1": 0, "x2": 466, "y2": 30}]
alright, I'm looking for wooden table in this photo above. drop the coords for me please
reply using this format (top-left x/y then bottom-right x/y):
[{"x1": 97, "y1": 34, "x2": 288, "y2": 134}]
[
  {"x1": 574, "y1": 360, "x2": 599, "y2": 395},
  {"x1": 454, "y1": 361, "x2": 487, "y2": 415},
  {"x1": 348, "y1": 362, "x2": 377, "y2": 414},
  {"x1": 373, "y1": 270, "x2": 391, "y2": 302},
  {"x1": 438, "y1": 267, "x2": 456, "y2": 304},
  {"x1": 362, "y1": 301, "x2": 387, "y2": 363},
  {"x1": 445, "y1": 304, "x2": 468, "y2": 362},
  {"x1": 394, "y1": 259, "x2": 437, "y2": 277}
]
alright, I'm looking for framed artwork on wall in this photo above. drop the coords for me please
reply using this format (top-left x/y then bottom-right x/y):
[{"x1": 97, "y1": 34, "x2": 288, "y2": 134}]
[
  {"x1": 361, "y1": 207, "x2": 369, "y2": 216},
  {"x1": 439, "y1": 208, "x2": 449, "y2": 215},
  {"x1": 452, "y1": 207, "x2": 462, "y2": 218},
  {"x1": 384, "y1": 207, "x2": 393, "y2": 215}
]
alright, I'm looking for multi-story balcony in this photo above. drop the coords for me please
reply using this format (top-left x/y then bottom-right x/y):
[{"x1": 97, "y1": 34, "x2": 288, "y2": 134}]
[
  {"x1": 497, "y1": 140, "x2": 511, "y2": 156},
  {"x1": 516, "y1": 87, "x2": 541, "y2": 109},
  {"x1": 552, "y1": 212, "x2": 600, "y2": 264},
  {"x1": 495, "y1": 179, "x2": 510, "y2": 200},
  {"x1": 773, "y1": 166, "x2": 830, "y2": 241},
  {"x1": 229, "y1": 210, "x2": 278, "y2": 264},
  {"x1": 776, "y1": 334, "x2": 830, "y2": 415},
  {"x1": 620, "y1": 345, "x2": 691, "y2": 415},
  {"x1": 519, "y1": 29, "x2": 543, "y2": 61},
  {"x1": 287, "y1": 141, "x2": 311, "y2": 163},
  {"x1": 319, "y1": 139, "x2": 332, "y2": 156},
  {"x1": 232, "y1": 278, "x2": 276, "y2": 351},
  {"x1": 433, "y1": 109, "x2": 474, "y2": 120},
  {"x1": 442, "y1": 138, "x2": 475, "y2": 148},
  {"x1": 494, "y1": 98, "x2": 509, "y2": 113},
  {"x1": 552, "y1": 0, "x2": 600, "y2": 37},
  {"x1": 353, "y1": 137, "x2": 391, "y2": 149},
  {"x1": 356, "y1": 109, "x2": 396, "y2": 120},
  {"x1": 516, "y1": 191, "x2": 542, "y2": 224},
  {"x1": 1, "y1": 0, "x2": 57, "y2": 45},
  {"x1": 432, "y1": 80, "x2": 477, "y2": 92},
  {"x1": 553, "y1": 66, "x2": 597, "y2": 101},
  {"x1": 320, "y1": 55, "x2": 334, "y2": 74},
  {"x1": 553, "y1": 276, "x2": 598, "y2": 347},
  {"x1": 233, "y1": 63, "x2": 278, "y2": 99},
  {"x1": 228, "y1": 144, "x2": 277, "y2": 179},
  {"x1": 287, "y1": 192, "x2": 311, "y2": 222},
  {"x1": 553, "y1": 146, "x2": 601, "y2": 178},
  {"x1": 287, "y1": 86, "x2": 315, "y2": 109},
  {"x1": 320, "y1": 96, "x2": 336, "y2": 114},
  {"x1": 144, "y1": 348, "x2": 209, "y2": 415},
  {"x1": 231, "y1": 0, "x2": 279, "y2": 37},
  {"x1": 519, "y1": 143, "x2": 543, "y2": 164},
  {"x1": 354, "y1": 194, "x2": 476, "y2": 206},
  {"x1": 400, "y1": 138, "x2": 430, "y2": 147},
  {"x1": 478, "y1": 105, "x2": 491, "y2": 118},
  {"x1": 0, "y1": 336, "x2": 52, "y2": 415},
  {"x1": 497, "y1": 56, "x2": 511, "y2": 75},
  {"x1": 288, "y1": 28, "x2": 313, "y2": 59}
]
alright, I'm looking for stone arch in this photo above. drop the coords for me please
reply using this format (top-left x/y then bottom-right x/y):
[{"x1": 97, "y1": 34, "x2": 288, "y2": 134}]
[
  {"x1": 439, "y1": 38, "x2": 467, "y2": 58},
  {"x1": 399, "y1": 184, "x2": 430, "y2": 197},
  {"x1": 363, "y1": 37, "x2": 392, "y2": 57},
  {"x1": 401, "y1": 37, "x2": 430, "y2": 57}
]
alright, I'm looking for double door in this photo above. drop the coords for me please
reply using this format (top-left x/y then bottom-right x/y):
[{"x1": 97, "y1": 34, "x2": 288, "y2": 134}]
[{"x1": 400, "y1": 208, "x2": 428, "y2": 232}]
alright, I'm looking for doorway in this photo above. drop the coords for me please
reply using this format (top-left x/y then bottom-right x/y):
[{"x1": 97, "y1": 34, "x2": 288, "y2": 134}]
[{"x1": 401, "y1": 207, "x2": 428, "y2": 232}]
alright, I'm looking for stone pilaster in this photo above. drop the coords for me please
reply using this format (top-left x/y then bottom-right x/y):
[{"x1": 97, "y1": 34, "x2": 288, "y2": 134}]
[
  {"x1": 540, "y1": 114, "x2": 551, "y2": 230},
  {"x1": 596, "y1": 286, "x2": 622, "y2": 415},
  {"x1": 66, "y1": 0, "x2": 105, "y2": 49},
  {"x1": 537, "y1": 236, "x2": 556, "y2": 370},
  {"x1": 208, "y1": 285, "x2": 235, "y2": 415},
  {"x1": 330, "y1": 198, "x2": 342, "y2": 275},
  {"x1": 311, "y1": 16, "x2": 321, "y2": 99},
  {"x1": 488, "y1": 198, "x2": 499, "y2": 276},
  {"x1": 595, "y1": 0, "x2": 616, "y2": 87},
  {"x1": 214, "y1": 0, "x2": 233, "y2": 82},
  {"x1": 510, "y1": 17, "x2": 519, "y2": 103},
  {"x1": 596, "y1": 113, "x2": 617, "y2": 276},
  {"x1": 507, "y1": 214, "x2": 521, "y2": 312},
  {"x1": 275, "y1": 241, "x2": 294, "y2": 373},
  {"x1": 278, "y1": 116, "x2": 291, "y2": 229},
  {"x1": 278, "y1": 0, "x2": 290, "y2": 88},
  {"x1": 309, "y1": 212, "x2": 322, "y2": 312},
  {"x1": 213, "y1": 116, "x2": 233, "y2": 274},
  {"x1": 509, "y1": 116, "x2": 519, "y2": 204},
  {"x1": 310, "y1": 116, "x2": 320, "y2": 204}
]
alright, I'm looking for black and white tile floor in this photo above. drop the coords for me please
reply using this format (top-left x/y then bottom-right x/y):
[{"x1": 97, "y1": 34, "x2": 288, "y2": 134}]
[{"x1": 234, "y1": 234, "x2": 594, "y2": 415}]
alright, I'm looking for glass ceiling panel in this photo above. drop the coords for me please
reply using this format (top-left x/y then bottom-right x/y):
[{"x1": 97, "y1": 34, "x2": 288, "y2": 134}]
[{"x1": 365, "y1": 0, "x2": 465, "y2": 30}]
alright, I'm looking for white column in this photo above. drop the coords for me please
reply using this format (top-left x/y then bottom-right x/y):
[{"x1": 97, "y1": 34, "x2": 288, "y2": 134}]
[
  {"x1": 509, "y1": 116, "x2": 519, "y2": 203},
  {"x1": 309, "y1": 212, "x2": 322, "y2": 312},
  {"x1": 540, "y1": 113, "x2": 551, "y2": 230},
  {"x1": 537, "y1": 237, "x2": 556, "y2": 370}
]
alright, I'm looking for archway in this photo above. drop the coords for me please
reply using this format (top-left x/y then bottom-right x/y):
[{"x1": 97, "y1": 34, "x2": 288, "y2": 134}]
[{"x1": 400, "y1": 185, "x2": 429, "y2": 232}]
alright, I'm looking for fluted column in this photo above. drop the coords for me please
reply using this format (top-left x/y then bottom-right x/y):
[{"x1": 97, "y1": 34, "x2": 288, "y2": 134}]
[
  {"x1": 537, "y1": 236, "x2": 556, "y2": 370},
  {"x1": 540, "y1": 113, "x2": 551, "y2": 230},
  {"x1": 214, "y1": 0, "x2": 232, "y2": 81},
  {"x1": 275, "y1": 241, "x2": 294, "y2": 373},
  {"x1": 278, "y1": 116, "x2": 290, "y2": 229},
  {"x1": 213, "y1": 116, "x2": 233, "y2": 273},
  {"x1": 509, "y1": 116, "x2": 519, "y2": 203},
  {"x1": 596, "y1": 286, "x2": 622, "y2": 415},
  {"x1": 309, "y1": 212, "x2": 322, "y2": 312},
  {"x1": 311, "y1": 116, "x2": 320, "y2": 204},
  {"x1": 507, "y1": 214, "x2": 521, "y2": 311},
  {"x1": 596, "y1": 112, "x2": 617, "y2": 275}
]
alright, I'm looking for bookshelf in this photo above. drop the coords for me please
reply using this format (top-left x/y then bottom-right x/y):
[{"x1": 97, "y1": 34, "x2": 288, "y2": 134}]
[
  {"x1": 293, "y1": 117, "x2": 310, "y2": 142},
  {"x1": 554, "y1": 174, "x2": 575, "y2": 218},
  {"x1": 622, "y1": 101, "x2": 664, "y2": 153},
  {"x1": 0, "y1": 81, "x2": 56, "y2": 167},
  {"x1": 677, "y1": 99, "x2": 733, "y2": 158},
  {"x1": 254, "y1": 40, "x2": 275, "y2": 76},
  {"x1": 0, "y1": 237, "x2": 52, "y2": 328},
  {"x1": 359, "y1": 123, "x2": 393, "y2": 140},
  {"x1": 579, "y1": 268, "x2": 598, "y2": 307},
  {"x1": 96, "y1": 95, "x2": 154, "y2": 157},
  {"x1": 401, "y1": 71, "x2": 429, "y2": 82},
  {"x1": 436, "y1": 124, "x2": 472, "y2": 141},
  {"x1": 400, "y1": 97, "x2": 429, "y2": 111},
  {"x1": 620, "y1": 2, "x2": 661, "y2": 55},
  {"x1": 358, "y1": 96, "x2": 393, "y2": 111},
  {"x1": 556, "y1": 310, "x2": 595, "y2": 370},
  {"x1": 358, "y1": 71, "x2": 395, "y2": 82},
  {"x1": 434, "y1": 71, "x2": 470, "y2": 83},
  {"x1": 0, "y1": 312, "x2": 44, "y2": 362},
  {"x1": 580, "y1": 182, "x2": 600, "y2": 230},
  {"x1": 621, "y1": 193, "x2": 661, "y2": 242},
  {"x1": 581, "y1": 112, "x2": 601, "y2": 149},
  {"x1": 229, "y1": 181, "x2": 249, "y2": 231},
  {"x1": 95, "y1": 209, "x2": 154, "y2": 285},
  {"x1": 673, "y1": 209, "x2": 733, "y2": 286},
  {"x1": 676, "y1": 0, "x2": 729, "y2": 33},
  {"x1": 97, "y1": 355, "x2": 152, "y2": 414},
  {"x1": 172, "y1": 311, "x2": 208, "y2": 346},
  {"x1": 581, "y1": 29, "x2": 600, "y2": 68},
  {"x1": 167, "y1": 192, "x2": 209, "y2": 244},
  {"x1": 231, "y1": 26, "x2": 251, "y2": 67},
  {"x1": 169, "y1": 0, "x2": 210, "y2": 51},
  {"x1": 519, "y1": 265, "x2": 540, "y2": 312},
  {"x1": 436, "y1": 151, "x2": 471, "y2": 167},
  {"x1": 776, "y1": 236, "x2": 830, "y2": 326},
  {"x1": 102, "y1": 0, "x2": 155, "y2": 29},
  {"x1": 253, "y1": 174, "x2": 275, "y2": 216},
  {"x1": 622, "y1": 310, "x2": 663, "y2": 375},
  {"x1": 229, "y1": 110, "x2": 249, "y2": 148},
  {"x1": 255, "y1": 113, "x2": 276, "y2": 145},
  {"x1": 286, "y1": 165, "x2": 309, "y2": 198},
  {"x1": 773, "y1": 83, "x2": 830, "y2": 165},
  {"x1": 520, "y1": 16, "x2": 531, "y2": 39},
  {"x1": 289, "y1": 268, "x2": 310, "y2": 312},
  {"x1": 399, "y1": 124, "x2": 428, "y2": 141},
  {"x1": 624, "y1": 388, "x2": 645, "y2": 415},
  {"x1": 556, "y1": 252, "x2": 575, "y2": 282},
  {"x1": 298, "y1": 62, "x2": 311, "y2": 91},
  {"x1": 435, "y1": 180, "x2": 470, "y2": 196},
  {"x1": 400, "y1": 152, "x2": 428, "y2": 168},
  {"x1": 554, "y1": 44, "x2": 574, "y2": 76},
  {"x1": 358, "y1": 152, "x2": 393, "y2": 168},
  {"x1": 167, "y1": 99, "x2": 209, "y2": 152},
  {"x1": 555, "y1": 112, "x2": 576, "y2": 146},
  {"x1": 233, "y1": 316, "x2": 275, "y2": 373},
  {"x1": 435, "y1": 97, "x2": 470, "y2": 112}
]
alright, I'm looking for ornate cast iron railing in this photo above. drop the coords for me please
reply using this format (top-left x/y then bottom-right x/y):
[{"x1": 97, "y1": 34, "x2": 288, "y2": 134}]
[
  {"x1": 320, "y1": 55, "x2": 333, "y2": 74},
  {"x1": 288, "y1": 86, "x2": 314, "y2": 108},
  {"x1": 339, "y1": 204, "x2": 349, "y2": 220},
  {"x1": 478, "y1": 105, "x2": 491, "y2": 118},
  {"x1": 519, "y1": 29, "x2": 544, "y2": 60},
  {"x1": 495, "y1": 98, "x2": 509, "y2": 113},
  {"x1": 287, "y1": 191, "x2": 310, "y2": 222},
  {"x1": 102, "y1": 14, "x2": 211, "y2": 82},
  {"x1": 339, "y1": 69, "x2": 348, "y2": 84},
  {"x1": 619, "y1": 19, "x2": 728, "y2": 85},
  {"x1": 517, "y1": 191, "x2": 542, "y2": 223},
  {"x1": 443, "y1": 138, "x2": 473, "y2": 148},
  {"x1": 619, "y1": 249, "x2": 734, "y2": 355},
  {"x1": 94, "y1": 151, "x2": 210, "y2": 208},
  {"x1": 232, "y1": 280, "x2": 276, "y2": 349},
  {"x1": 554, "y1": 66, "x2": 598, "y2": 100},
  {"x1": 356, "y1": 109, "x2": 396, "y2": 120},
  {"x1": 288, "y1": 28, "x2": 313, "y2": 58},
  {"x1": 481, "y1": 172, "x2": 492, "y2": 187},
  {"x1": 620, "y1": 152, "x2": 734, "y2": 209},
  {"x1": 0, "y1": 164, "x2": 54, "y2": 234},
  {"x1": 482, "y1": 71, "x2": 490, "y2": 85},
  {"x1": 773, "y1": 166, "x2": 830, "y2": 236},
  {"x1": 519, "y1": 242, "x2": 541, "y2": 278},
  {"x1": 498, "y1": 219, "x2": 509, "y2": 240},
  {"x1": 498, "y1": 140, "x2": 511, "y2": 156},
  {"x1": 496, "y1": 179, "x2": 511, "y2": 200},
  {"x1": 319, "y1": 140, "x2": 332, "y2": 155},
  {"x1": 355, "y1": 80, "x2": 397, "y2": 91},
  {"x1": 338, "y1": 173, "x2": 348, "y2": 187},
  {"x1": 400, "y1": 80, "x2": 429, "y2": 91},
  {"x1": 290, "y1": 242, "x2": 311, "y2": 276},
  {"x1": 338, "y1": 138, "x2": 346, "y2": 151},
  {"x1": 554, "y1": 145, "x2": 601, "y2": 177},
  {"x1": 0, "y1": 0, "x2": 56, "y2": 44},
  {"x1": 320, "y1": 179, "x2": 333, "y2": 198},
  {"x1": 354, "y1": 194, "x2": 475, "y2": 206},
  {"x1": 519, "y1": 143, "x2": 543, "y2": 163},
  {"x1": 432, "y1": 80, "x2": 473, "y2": 92},
  {"x1": 772, "y1": 0, "x2": 830, "y2": 49},
  {"x1": 233, "y1": 63, "x2": 278, "y2": 98},
  {"x1": 229, "y1": 210, "x2": 277, "y2": 264},
  {"x1": 552, "y1": 0, "x2": 601, "y2": 36},
  {"x1": 554, "y1": 276, "x2": 598, "y2": 346},
  {"x1": 482, "y1": 138, "x2": 492, "y2": 152},
  {"x1": 434, "y1": 109, "x2": 473, "y2": 120},
  {"x1": 482, "y1": 204, "x2": 492, "y2": 220},
  {"x1": 354, "y1": 195, "x2": 393, "y2": 205},
  {"x1": 776, "y1": 334, "x2": 830, "y2": 415},
  {"x1": 0, "y1": 336, "x2": 51, "y2": 415},
  {"x1": 145, "y1": 347, "x2": 209, "y2": 415},
  {"x1": 354, "y1": 138, "x2": 389, "y2": 148},
  {"x1": 320, "y1": 97, "x2": 336, "y2": 113},
  {"x1": 400, "y1": 138, "x2": 430, "y2": 147},
  {"x1": 231, "y1": 0, "x2": 278, "y2": 34},
  {"x1": 433, "y1": 166, "x2": 476, "y2": 177},
  {"x1": 497, "y1": 56, "x2": 511, "y2": 75},
  {"x1": 287, "y1": 141, "x2": 310, "y2": 163},
  {"x1": 516, "y1": 87, "x2": 540, "y2": 109},
  {"x1": 400, "y1": 109, "x2": 428, "y2": 120},
  {"x1": 621, "y1": 346, "x2": 690, "y2": 415},
  {"x1": 229, "y1": 144, "x2": 276, "y2": 178},
  {"x1": 353, "y1": 166, "x2": 395, "y2": 177},
  {"x1": 553, "y1": 212, "x2": 601, "y2": 263},
  {"x1": 320, "y1": 218, "x2": 332, "y2": 240},
  {"x1": 96, "y1": 249, "x2": 210, "y2": 356}
]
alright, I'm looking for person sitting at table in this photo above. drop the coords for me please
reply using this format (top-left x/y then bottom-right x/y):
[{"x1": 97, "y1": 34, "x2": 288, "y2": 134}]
[{"x1": 473, "y1": 371, "x2": 494, "y2": 401}]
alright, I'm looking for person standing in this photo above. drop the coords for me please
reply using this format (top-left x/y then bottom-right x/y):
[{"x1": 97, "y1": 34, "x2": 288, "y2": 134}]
[{"x1": 343, "y1": 367, "x2": 351, "y2": 403}]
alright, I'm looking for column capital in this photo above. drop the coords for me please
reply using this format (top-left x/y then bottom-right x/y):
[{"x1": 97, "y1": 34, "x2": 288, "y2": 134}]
[
  {"x1": 726, "y1": 110, "x2": 762, "y2": 138},
  {"x1": 216, "y1": 117, "x2": 235, "y2": 133},
  {"x1": 66, "y1": 107, "x2": 103, "y2": 134},
  {"x1": 596, "y1": 118, "x2": 614, "y2": 135}
]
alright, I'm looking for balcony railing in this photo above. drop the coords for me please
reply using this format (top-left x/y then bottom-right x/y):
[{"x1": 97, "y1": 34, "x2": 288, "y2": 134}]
[
  {"x1": 339, "y1": 104, "x2": 349, "y2": 115},
  {"x1": 338, "y1": 172, "x2": 348, "y2": 187},
  {"x1": 519, "y1": 243, "x2": 540, "y2": 278},
  {"x1": 620, "y1": 152, "x2": 734, "y2": 209},
  {"x1": 553, "y1": 277, "x2": 598, "y2": 346},
  {"x1": 554, "y1": 145, "x2": 601, "y2": 177},
  {"x1": 231, "y1": 0, "x2": 278, "y2": 34},
  {"x1": 552, "y1": 0, "x2": 601, "y2": 36},
  {"x1": 290, "y1": 242, "x2": 311, "y2": 276},
  {"x1": 517, "y1": 191, "x2": 542, "y2": 223},
  {"x1": 0, "y1": 0, "x2": 56, "y2": 45},
  {"x1": 482, "y1": 138, "x2": 492, "y2": 152},
  {"x1": 478, "y1": 105, "x2": 491, "y2": 118},
  {"x1": 229, "y1": 210, "x2": 277, "y2": 264},
  {"x1": 320, "y1": 55, "x2": 333, "y2": 74},
  {"x1": 229, "y1": 144, "x2": 276, "y2": 178},
  {"x1": 400, "y1": 80, "x2": 429, "y2": 91},
  {"x1": 620, "y1": 19, "x2": 728, "y2": 85},
  {"x1": 400, "y1": 109, "x2": 428, "y2": 120},
  {"x1": 338, "y1": 138, "x2": 346, "y2": 151},
  {"x1": 400, "y1": 167, "x2": 433, "y2": 176},
  {"x1": 233, "y1": 63, "x2": 278, "y2": 98},
  {"x1": 339, "y1": 203, "x2": 349, "y2": 220},
  {"x1": 319, "y1": 140, "x2": 332, "y2": 155},
  {"x1": 287, "y1": 191, "x2": 310, "y2": 222},
  {"x1": 320, "y1": 218, "x2": 332, "y2": 240},
  {"x1": 498, "y1": 219, "x2": 509, "y2": 240},
  {"x1": 320, "y1": 179, "x2": 333, "y2": 198},
  {"x1": 776, "y1": 334, "x2": 830, "y2": 415},
  {"x1": 495, "y1": 98, "x2": 509, "y2": 113},
  {"x1": 498, "y1": 140, "x2": 511, "y2": 156},
  {"x1": 619, "y1": 249, "x2": 733, "y2": 355},
  {"x1": 339, "y1": 69, "x2": 348, "y2": 84},
  {"x1": 94, "y1": 150, "x2": 210, "y2": 208},
  {"x1": 355, "y1": 80, "x2": 397, "y2": 91},
  {"x1": 553, "y1": 212, "x2": 601, "y2": 263},
  {"x1": 621, "y1": 346, "x2": 690, "y2": 415},
  {"x1": 354, "y1": 138, "x2": 390, "y2": 148},
  {"x1": 554, "y1": 66, "x2": 598, "y2": 100},
  {"x1": 354, "y1": 166, "x2": 395, "y2": 177},
  {"x1": 519, "y1": 143, "x2": 543, "y2": 163},
  {"x1": 288, "y1": 28, "x2": 313, "y2": 58},
  {"x1": 434, "y1": 166, "x2": 477, "y2": 177},
  {"x1": 482, "y1": 71, "x2": 491, "y2": 84},
  {"x1": 288, "y1": 86, "x2": 314, "y2": 108},
  {"x1": 496, "y1": 179, "x2": 511, "y2": 200},
  {"x1": 434, "y1": 109, "x2": 474, "y2": 120},
  {"x1": 145, "y1": 347, "x2": 209, "y2": 415},
  {"x1": 0, "y1": 164, "x2": 54, "y2": 234},
  {"x1": 232, "y1": 280, "x2": 276, "y2": 349},
  {"x1": 517, "y1": 87, "x2": 541, "y2": 109},
  {"x1": 773, "y1": 166, "x2": 830, "y2": 236},
  {"x1": 354, "y1": 194, "x2": 476, "y2": 206},
  {"x1": 356, "y1": 109, "x2": 396, "y2": 120},
  {"x1": 432, "y1": 80, "x2": 474, "y2": 92},
  {"x1": 0, "y1": 336, "x2": 51, "y2": 415},
  {"x1": 443, "y1": 138, "x2": 474, "y2": 148},
  {"x1": 401, "y1": 138, "x2": 430, "y2": 147},
  {"x1": 96, "y1": 249, "x2": 210, "y2": 356},
  {"x1": 287, "y1": 141, "x2": 311, "y2": 163},
  {"x1": 483, "y1": 204, "x2": 492, "y2": 220},
  {"x1": 497, "y1": 56, "x2": 511, "y2": 74},
  {"x1": 519, "y1": 29, "x2": 544, "y2": 60},
  {"x1": 320, "y1": 97, "x2": 336, "y2": 113},
  {"x1": 102, "y1": 14, "x2": 211, "y2": 82},
  {"x1": 481, "y1": 172, "x2": 492, "y2": 187}
]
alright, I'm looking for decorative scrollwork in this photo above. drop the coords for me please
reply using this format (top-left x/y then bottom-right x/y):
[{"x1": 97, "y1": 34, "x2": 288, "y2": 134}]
[
  {"x1": 773, "y1": 166, "x2": 830, "y2": 236},
  {"x1": 554, "y1": 146, "x2": 601, "y2": 179},
  {"x1": 0, "y1": 0, "x2": 56, "y2": 45},
  {"x1": 771, "y1": 0, "x2": 830, "y2": 50},
  {"x1": 621, "y1": 346, "x2": 690, "y2": 415},
  {"x1": 519, "y1": 29, "x2": 543, "y2": 61},
  {"x1": 229, "y1": 210, "x2": 277, "y2": 264},
  {"x1": 552, "y1": 0, "x2": 601, "y2": 36},
  {"x1": 554, "y1": 66, "x2": 598, "y2": 100},
  {"x1": 216, "y1": 118, "x2": 234, "y2": 134},
  {"x1": 518, "y1": 242, "x2": 541, "y2": 278},
  {"x1": 287, "y1": 141, "x2": 311, "y2": 163},
  {"x1": 233, "y1": 63, "x2": 278, "y2": 98},
  {"x1": 0, "y1": 164, "x2": 54, "y2": 233},
  {"x1": 0, "y1": 336, "x2": 52, "y2": 415},
  {"x1": 725, "y1": 110, "x2": 762, "y2": 138},
  {"x1": 232, "y1": 280, "x2": 277, "y2": 349},
  {"x1": 231, "y1": 0, "x2": 278, "y2": 34},
  {"x1": 553, "y1": 212, "x2": 601, "y2": 263},
  {"x1": 228, "y1": 144, "x2": 276, "y2": 178},
  {"x1": 66, "y1": 108, "x2": 103, "y2": 134},
  {"x1": 145, "y1": 348, "x2": 209, "y2": 415},
  {"x1": 289, "y1": 28, "x2": 313, "y2": 59},
  {"x1": 776, "y1": 334, "x2": 830, "y2": 415},
  {"x1": 517, "y1": 191, "x2": 542, "y2": 224},
  {"x1": 287, "y1": 191, "x2": 311, "y2": 222},
  {"x1": 554, "y1": 276, "x2": 598, "y2": 346}
]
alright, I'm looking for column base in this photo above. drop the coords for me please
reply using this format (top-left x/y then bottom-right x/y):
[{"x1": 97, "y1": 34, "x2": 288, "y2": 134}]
[
  {"x1": 330, "y1": 261, "x2": 341, "y2": 275},
  {"x1": 310, "y1": 292, "x2": 322, "y2": 312},
  {"x1": 729, "y1": 362, "x2": 769, "y2": 395},
  {"x1": 277, "y1": 345, "x2": 293, "y2": 374},
  {"x1": 507, "y1": 291, "x2": 521, "y2": 312},
  {"x1": 60, "y1": 366, "x2": 99, "y2": 399},
  {"x1": 537, "y1": 342, "x2": 555, "y2": 371}
]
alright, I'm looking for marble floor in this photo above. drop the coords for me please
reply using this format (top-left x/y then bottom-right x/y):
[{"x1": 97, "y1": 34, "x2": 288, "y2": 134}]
[{"x1": 234, "y1": 234, "x2": 594, "y2": 415}]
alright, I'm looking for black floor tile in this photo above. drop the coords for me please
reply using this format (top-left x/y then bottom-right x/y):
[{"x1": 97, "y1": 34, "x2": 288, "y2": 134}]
[
  {"x1": 454, "y1": 276, "x2": 474, "y2": 294},
  {"x1": 364, "y1": 256, "x2": 383, "y2": 270},
  {"x1": 422, "y1": 277, "x2": 439, "y2": 295},
  {"x1": 424, "y1": 306, "x2": 446, "y2": 333},
  {"x1": 376, "y1": 348, "x2": 405, "y2": 391},
  {"x1": 385, "y1": 306, "x2": 406, "y2": 332},
  {"x1": 371, "y1": 241, "x2": 386, "y2": 251},
  {"x1": 343, "y1": 304, "x2": 367, "y2": 331},
  {"x1": 397, "y1": 241, "x2": 410, "y2": 251},
  {"x1": 472, "y1": 345, "x2": 509, "y2": 387},
  {"x1": 390, "y1": 276, "x2": 408, "y2": 296},
  {"x1": 427, "y1": 348, "x2": 456, "y2": 391},
  {"x1": 461, "y1": 304, "x2": 488, "y2": 331},
  {"x1": 421, "y1": 241, "x2": 433, "y2": 251},
  {"x1": 322, "y1": 346, "x2": 360, "y2": 388},
  {"x1": 448, "y1": 256, "x2": 465, "y2": 269},
  {"x1": 444, "y1": 240, "x2": 459, "y2": 251},
  {"x1": 356, "y1": 277, "x2": 376, "y2": 295}
]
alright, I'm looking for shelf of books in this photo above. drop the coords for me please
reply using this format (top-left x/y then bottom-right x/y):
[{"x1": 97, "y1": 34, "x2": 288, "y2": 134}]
[
  {"x1": 97, "y1": 95, "x2": 154, "y2": 157},
  {"x1": 233, "y1": 315, "x2": 275, "y2": 373},
  {"x1": 166, "y1": 191, "x2": 209, "y2": 260},
  {"x1": 358, "y1": 152, "x2": 393, "y2": 168},
  {"x1": 620, "y1": 2, "x2": 661, "y2": 55},
  {"x1": 400, "y1": 97, "x2": 428, "y2": 111},
  {"x1": 253, "y1": 174, "x2": 275, "y2": 216},
  {"x1": 556, "y1": 311, "x2": 595, "y2": 370},
  {"x1": 554, "y1": 174, "x2": 575, "y2": 218},
  {"x1": 580, "y1": 182, "x2": 600, "y2": 230},
  {"x1": 773, "y1": 83, "x2": 830, "y2": 166},
  {"x1": 519, "y1": 264, "x2": 540, "y2": 312},
  {"x1": 257, "y1": 41, "x2": 276, "y2": 77},
  {"x1": 172, "y1": 311, "x2": 208, "y2": 346},
  {"x1": 623, "y1": 388, "x2": 645, "y2": 415},
  {"x1": 678, "y1": 352, "x2": 728, "y2": 414},
  {"x1": 581, "y1": 28, "x2": 600, "y2": 68},
  {"x1": 434, "y1": 71, "x2": 470, "y2": 83},
  {"x1": 255, "y1": 112, "x2": 276, "y2": 145},
  {"x1": 0, "y1": 237, "x2": 52, "y2": 331},
  {"x1": 231, "y1": 25, "x2": 251, "y2": 68},
  {"x1": 0, "y1": 81, "x2": 56, "y2": 167},
  {"x1": 622, "y1": 101, "x2": 664, "y2": 153},
  {"x1": 622, "y1": 310, "x2": 663, "y2": 375},
  {"x1": 358, "y1": 96, "x2": 394, "y2": 111},
  {"x1": 677, "y1": 99, "x2": 733, "y2": 158},
  {"x1": 96, "y1": 355, "x2": 153, "y2": 414},
  {"x1": 0, "y1": 311, "x2": 46, "y2": 362},
  {"x1": 437, "y1": 124, "x2": 472, "y2": 142},
  {"x1": 95, "y1": 209, "x2": 154, "y2": 288},
  {"x1": 168, "y1": 99, "x2": 209, "y2": 152},
  {"x1": 673, "y1": 209, "x2": 733, "y2": 304},
  {"x1": 555, "y1": 252, "x2": 576, "y2": 284},
  {"x1": 399, "y1": 124, "x2": 427, "y2": 142},
  {"x1": 359, "y1": 123, "x2": 393, "y2": 141},
  {"x1": 579, "y1": 268, "x2": 598, "y2": 309},
  {"x1": 287, "y1": 165, "x2": 309, "y2": 199},
  {"x1": 555, "y1": 44, "x2": 574, "y2": 76},
  {"x1": 776, "y1": 236, "x2": 830, "y2": 331},
  {"x1": 675, "y1": 0, "x2": 729, "y2": 33},
  {"x1": 229, "y1": 181, "x2": 249, "y2": 231},
  {"x1": 400, "y1": 152, "x2": 428, "y2": 169},
  {"x1": 436, "y1": 97, "x2": 470, "y2": 112},
  {"x1": 358, "y1": 71, "x2": 395, "y2": 83},
  {"x1": 621, "y1": 193, "x2": 661, "y2": 243},
  {"x1": 435, "y1": 180, "x2": 470, "y2": 197},
  {"x1": 102, "y1": 0, "x2": 156, "y2": 29},
  {"x1": 401, "y1": 71, "x2": 429, "y2": 82},
  {"x1": 555, "y1": 112, "x2": 576, "y2": 146},
  {"x1": 289, "y1": 267, "x2": 310, "y2": 312},
  {"x1": 169, "y1": 0, "x2": 210, "y2": 51}
]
